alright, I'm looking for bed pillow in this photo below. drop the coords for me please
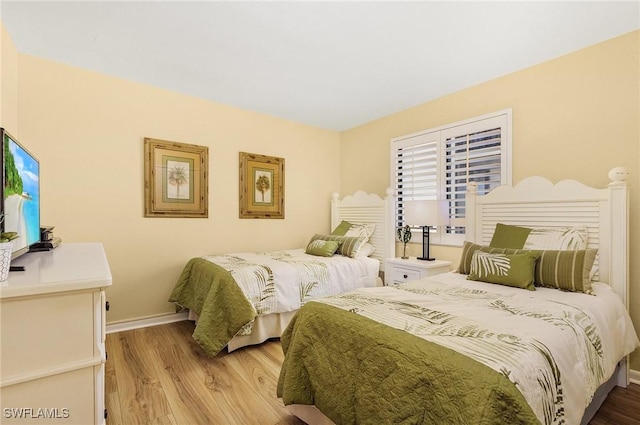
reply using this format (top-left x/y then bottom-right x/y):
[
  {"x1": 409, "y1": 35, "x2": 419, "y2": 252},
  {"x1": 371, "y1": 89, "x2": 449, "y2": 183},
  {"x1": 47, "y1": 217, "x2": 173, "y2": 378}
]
[
  {"x1": 331, "y1": 220, "x2": 352, "y2": 236},
  {"x1": 523, "y1": 227, "x2": 589, "y2": 250},
  {"x1": 305, "y1": 240, "x2": 341, "y2": 257},
  {"x1": 308, "y1": 234, "x2": 367, "y2": 259},
  {"x1": 356, "y1": 242, "x2": 376, "y2": 257},
  {"x1": 467, "y1": 251, "x2": 539, "y2": 291},
  {"x1": 489, "y1": 223, "x2": 531, "y2": 249},
  {"x1": 457, "y1": 241, "x2": 526, "y2": 274},
  {"x1": 490, "y1": 223, "x2": 588, "y2": 250},
  {"x1": 331, "y1": 221, "x2": 375, "y2": 241},
  {"x1": 534, "y1": 249, "x2": 597, "y2": 294}
]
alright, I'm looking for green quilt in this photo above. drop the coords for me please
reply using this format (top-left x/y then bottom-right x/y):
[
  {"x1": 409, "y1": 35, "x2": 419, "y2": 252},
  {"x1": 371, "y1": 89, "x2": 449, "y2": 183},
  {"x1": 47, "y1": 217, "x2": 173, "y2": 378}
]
[
  {"x1": 168, "y1": 258, "x2": 256, "y2": 356},
  {"x1": 277, "y1": 301, "x2": 541, "y2": 425}
]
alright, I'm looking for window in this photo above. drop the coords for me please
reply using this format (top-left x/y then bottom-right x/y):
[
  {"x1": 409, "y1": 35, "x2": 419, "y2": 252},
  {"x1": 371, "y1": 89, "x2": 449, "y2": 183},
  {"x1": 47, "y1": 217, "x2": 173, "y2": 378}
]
[{"x1": 390, "y1": 109, "x2": 512, "y2": 246}]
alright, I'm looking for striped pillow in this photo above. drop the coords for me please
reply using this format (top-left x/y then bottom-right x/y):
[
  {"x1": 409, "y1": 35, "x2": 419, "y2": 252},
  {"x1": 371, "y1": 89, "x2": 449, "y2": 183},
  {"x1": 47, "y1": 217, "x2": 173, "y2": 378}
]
[
  {"x1": 534, "y1": 249, "x2": 597, "y2": 294},
  {"x1": 457, "y1": 241, "x2": 596, "y2": 294},
  {"x1": 307, "y1": 234, "x2": 367, "y2": 259}
]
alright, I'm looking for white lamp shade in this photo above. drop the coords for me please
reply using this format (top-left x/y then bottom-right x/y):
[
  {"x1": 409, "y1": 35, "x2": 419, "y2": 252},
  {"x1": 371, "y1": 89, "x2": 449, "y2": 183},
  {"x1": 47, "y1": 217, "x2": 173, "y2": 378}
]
[{"x1": 403, "y1": 200, "x2": 447, "y2": 226}]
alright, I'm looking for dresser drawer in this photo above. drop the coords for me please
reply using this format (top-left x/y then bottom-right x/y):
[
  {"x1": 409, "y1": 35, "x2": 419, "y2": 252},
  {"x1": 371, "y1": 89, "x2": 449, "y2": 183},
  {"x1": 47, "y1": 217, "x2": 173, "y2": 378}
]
[
  {"x1": 0, "y1": 291, "x2": 96, "y2": 380},
  {"x1": 1, "y1": 366, "x2": 98, "y2": 425},
  {"x1": 393, "y1": 267, "x2": 421, "y2": 284}
]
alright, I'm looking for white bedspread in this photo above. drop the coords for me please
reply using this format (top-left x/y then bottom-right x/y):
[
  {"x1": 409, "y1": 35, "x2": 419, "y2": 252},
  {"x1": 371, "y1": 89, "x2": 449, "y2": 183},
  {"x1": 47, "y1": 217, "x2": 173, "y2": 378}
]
[{"x1": 318, "y1": 272, "x2": 639, "y2": 425}]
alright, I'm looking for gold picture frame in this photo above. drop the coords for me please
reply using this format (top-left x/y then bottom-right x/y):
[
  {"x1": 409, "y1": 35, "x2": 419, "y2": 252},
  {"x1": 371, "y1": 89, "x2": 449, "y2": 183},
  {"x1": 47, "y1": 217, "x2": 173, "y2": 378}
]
[
  {"x1": 239, "y1": 152, "x2": 285, "y2": 219},
  {"x1": 144, "y1": 138, "x2": 208, "y2": 218}
]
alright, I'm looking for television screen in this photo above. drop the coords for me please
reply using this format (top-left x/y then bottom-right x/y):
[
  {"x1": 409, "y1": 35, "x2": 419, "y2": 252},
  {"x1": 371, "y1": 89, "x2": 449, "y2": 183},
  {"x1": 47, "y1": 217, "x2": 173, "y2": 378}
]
[{"x1": 1, "y1": 128, "x2": 40, "y2": 259}]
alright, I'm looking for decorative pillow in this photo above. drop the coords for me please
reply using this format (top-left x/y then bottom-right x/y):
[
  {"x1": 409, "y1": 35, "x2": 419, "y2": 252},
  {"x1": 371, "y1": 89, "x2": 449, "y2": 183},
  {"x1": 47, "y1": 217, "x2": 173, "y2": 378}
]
[
  {"x1": 489, "y1": 223, "x2": 531, "y2": 249},
  {"x1": 331, "y1": 220, "x2": 375, "y2": 242},
  {"x1": 307, "y1": 234, "x2": 367, "y2": 259},
  {"x1": 534, "y1": 249, "x2": 597, "y2": 294},
  {"x1": 458, "y1": 241, "x2": 597, "y2": 294},
  {"x1": 467, "y1": 251, "x2": 539, "y2": 291},
  {"x1": 489, "y1": 223, "x2": 588, "y2": 250},
  {"x1": 355, "y1": 242, "x2": 376, "y2": 257},
  {"x1": 331, "y1": 220, "x2": 352, "y2": 236},
  {"x1": 345, "y1": 223, "x2": 375, "y2": 240},
  {"x1": 305, "y1": 239, "x2": 341, "y2": 257},
  {"x1": 523, "y1": 227, "x2": 588, "y2": 250},
  {"x1": 457, "y1": 241, "x2": 526, "y2": 274}
]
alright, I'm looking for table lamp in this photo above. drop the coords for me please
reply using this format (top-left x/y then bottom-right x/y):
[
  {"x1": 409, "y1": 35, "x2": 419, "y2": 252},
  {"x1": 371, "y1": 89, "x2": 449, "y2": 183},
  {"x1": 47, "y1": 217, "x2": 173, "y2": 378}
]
[{"x1": 403, "y1": 199, "x2": 446, "y2": 261}]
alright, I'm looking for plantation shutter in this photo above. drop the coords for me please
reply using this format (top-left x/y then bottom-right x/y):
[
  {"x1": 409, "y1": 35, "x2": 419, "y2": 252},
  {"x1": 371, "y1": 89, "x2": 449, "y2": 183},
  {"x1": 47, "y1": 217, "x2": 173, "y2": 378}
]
[
  {"x1": 444, "y1": 125, "x2": 504, "y2": 231},
  {"x1": 390, "y1": 110, "x2": 511, "y2": 245}
]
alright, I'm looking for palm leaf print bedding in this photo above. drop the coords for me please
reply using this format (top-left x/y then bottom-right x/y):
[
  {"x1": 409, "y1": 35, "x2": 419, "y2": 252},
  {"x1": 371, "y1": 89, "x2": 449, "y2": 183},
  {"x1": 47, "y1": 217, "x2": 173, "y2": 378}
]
[
  {"x1": 169, "y1": 249, "x2": 377, "y2": 355},
  {"x1": 278, "y1": 274, "x2": 639, "y2": 425},
  {"x1": 206, "y1": 251, "x2": 331, "y2": 313}
]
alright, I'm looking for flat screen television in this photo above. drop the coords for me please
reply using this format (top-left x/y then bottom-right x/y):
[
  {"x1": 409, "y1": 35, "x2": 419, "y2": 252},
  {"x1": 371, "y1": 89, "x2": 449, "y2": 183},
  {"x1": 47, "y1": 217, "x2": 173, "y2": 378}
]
[{"x1": 0, "y1": 128, "x2": 40, "y2": 260}]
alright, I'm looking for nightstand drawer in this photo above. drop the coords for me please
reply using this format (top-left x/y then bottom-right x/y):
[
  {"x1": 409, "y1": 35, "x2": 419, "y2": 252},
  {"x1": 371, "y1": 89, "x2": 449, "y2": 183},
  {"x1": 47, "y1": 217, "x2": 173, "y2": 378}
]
[
  {"x1": 384, "y1": 258, "x2": 452, "y2": 286},
  {"x1": 393, "y1": 267, "x2": 420, "y2": 284}
]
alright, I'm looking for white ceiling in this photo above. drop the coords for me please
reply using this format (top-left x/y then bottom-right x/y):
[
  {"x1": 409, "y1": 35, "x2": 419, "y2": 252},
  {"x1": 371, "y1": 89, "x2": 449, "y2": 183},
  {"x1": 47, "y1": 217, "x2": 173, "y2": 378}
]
[{"x1": 1, "y1": 1, "x2": 639, "y2": 131}]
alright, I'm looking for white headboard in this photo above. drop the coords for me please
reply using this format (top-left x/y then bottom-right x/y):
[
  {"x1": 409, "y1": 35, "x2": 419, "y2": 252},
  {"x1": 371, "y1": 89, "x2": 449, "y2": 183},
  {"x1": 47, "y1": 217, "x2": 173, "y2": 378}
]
[
  {"x1": 330, "y1": 189, "x2": 395, "y2": 271},
  {"x1": 466, "y1": 168, "x2": 630, "y2": 385},
  {"x1": 466, "y1": 169, "x2": 629, "y2": 309}
]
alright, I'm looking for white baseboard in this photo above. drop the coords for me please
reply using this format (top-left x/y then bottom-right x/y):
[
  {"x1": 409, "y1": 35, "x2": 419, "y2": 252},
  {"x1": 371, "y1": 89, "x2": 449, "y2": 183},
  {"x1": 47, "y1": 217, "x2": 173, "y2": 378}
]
[
  {"x1": 630, "y1": 368, "x2": 640, "y2": 385},
  {"x1": 106, "y1": 311, "x2": 189, "y2": 334}
]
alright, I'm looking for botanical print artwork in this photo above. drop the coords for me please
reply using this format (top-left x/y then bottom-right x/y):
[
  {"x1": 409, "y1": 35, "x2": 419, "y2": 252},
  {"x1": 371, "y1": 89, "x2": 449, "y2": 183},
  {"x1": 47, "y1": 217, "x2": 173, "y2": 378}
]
[
  {"x1": 254, "y1": 169, "x2": 273, "y2": 205},
  {"x1": 318, "y1": 285, "x2": 605, "y2": 425},
  {"x1": 166, "y1": 160, "x2": 191, "y2": 200}
]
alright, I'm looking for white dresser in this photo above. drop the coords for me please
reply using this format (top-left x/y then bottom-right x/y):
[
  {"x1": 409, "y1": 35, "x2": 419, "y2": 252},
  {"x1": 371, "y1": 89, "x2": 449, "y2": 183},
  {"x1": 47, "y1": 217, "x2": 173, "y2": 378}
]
[{"x1": 0, "y1": 243, "x2": 112, "y2": 425}]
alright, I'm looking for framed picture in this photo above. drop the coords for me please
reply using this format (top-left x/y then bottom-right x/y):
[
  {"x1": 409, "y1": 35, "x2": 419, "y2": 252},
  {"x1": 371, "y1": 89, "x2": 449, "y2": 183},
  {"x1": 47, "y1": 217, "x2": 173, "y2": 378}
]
[
  {"x1": 239, "y1": 152, "x2": 285, "y2": 219},
  {"x1": 144, "y1": 138, "x2": 208, "y2": 218}
]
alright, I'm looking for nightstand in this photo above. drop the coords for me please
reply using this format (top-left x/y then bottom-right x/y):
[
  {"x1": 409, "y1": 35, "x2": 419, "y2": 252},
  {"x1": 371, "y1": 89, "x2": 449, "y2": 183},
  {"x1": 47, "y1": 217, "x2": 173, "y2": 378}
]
[{"x1": 384, "y1": 258, "x2": 452, "y2": 286}]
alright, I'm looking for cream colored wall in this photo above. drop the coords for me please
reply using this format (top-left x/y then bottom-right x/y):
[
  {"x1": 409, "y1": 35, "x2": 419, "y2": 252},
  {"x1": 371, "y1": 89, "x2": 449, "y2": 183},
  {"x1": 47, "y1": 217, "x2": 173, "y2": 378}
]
[
  {"x1": 0, "y1": 23, "x2": 18, "y2": 132},
  {"x1": 340, "y1": 31, "x2": 640, "y2": 369},
  {"x1": 15, "y1": 54, "x2": 341, "y2": 324}
]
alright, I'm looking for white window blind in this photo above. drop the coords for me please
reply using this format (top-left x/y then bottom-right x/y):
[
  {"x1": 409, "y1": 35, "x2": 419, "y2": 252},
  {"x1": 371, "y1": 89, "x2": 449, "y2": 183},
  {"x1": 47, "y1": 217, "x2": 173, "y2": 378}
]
[{"x1": 391, "y1": 110, "x2": 512, "y2": 245}]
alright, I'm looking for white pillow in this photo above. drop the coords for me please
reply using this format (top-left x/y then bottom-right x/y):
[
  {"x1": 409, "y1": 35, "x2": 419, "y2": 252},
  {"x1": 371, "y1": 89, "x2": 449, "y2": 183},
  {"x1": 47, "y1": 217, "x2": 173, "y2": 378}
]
[
  {"x1": 344, "y1": 223, "x2": 375, "y2": 241},
  {"x1": 523, "y1": 226, "x2": 588, "y2": 250},
  {"x1": 355, "y1": 242, "x2": 376, "y2": 257},
  {"x1": 522, "y1": 226, "x2": 598, "y2": 280}
]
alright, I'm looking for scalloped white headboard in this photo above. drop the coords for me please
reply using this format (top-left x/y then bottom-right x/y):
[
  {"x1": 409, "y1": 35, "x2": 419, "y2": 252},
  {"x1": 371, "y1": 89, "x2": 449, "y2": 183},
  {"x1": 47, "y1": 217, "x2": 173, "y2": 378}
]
[
  {"x1": 466, "y1": 169, "x2": 630, "y2": 384},
  {"x1": 330, "y1": 189, "x2": 395, "y2": 271}
]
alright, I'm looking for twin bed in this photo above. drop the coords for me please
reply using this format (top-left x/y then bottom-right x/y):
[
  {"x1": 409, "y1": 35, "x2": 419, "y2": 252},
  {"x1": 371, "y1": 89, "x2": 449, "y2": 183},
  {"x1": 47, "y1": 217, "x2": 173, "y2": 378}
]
[
  {"x1": 170, "y1": 169, "x2": 638, "y2": 425},
  {"x1": 169, "y1": 189, "x2": 395, "y2": 353},
  {"x1": 277, "y1": 171, "x2": 639, "y2": 425}
]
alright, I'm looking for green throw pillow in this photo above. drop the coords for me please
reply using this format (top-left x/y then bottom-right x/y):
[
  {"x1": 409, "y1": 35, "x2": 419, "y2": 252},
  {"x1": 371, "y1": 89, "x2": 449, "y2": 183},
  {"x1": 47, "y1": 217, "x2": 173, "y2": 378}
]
[
  {"x1": 458, "y1": 241, "x2": 527, "y2": 274},
  {"x1": 307, "y1": 234, "x2": 366, "y2": 258},
  {"x1": 534, "y1": 249, "x2": 597, "y2": 294},
  {"x1": 331, "y1": 220, "x2": 352, "y2": 236},
  {"x1": 489, "y1": 223, "x2": 532, "y2": 249},
  {"x1": 467, "y1": 251, "x2": 539, "y2": 290},
  {"x1": 305, "y1": 239, "x2": 341, "y2": 257},
  {"x1": 458, "y1": 241, "x2": 597, "y2": 294}
]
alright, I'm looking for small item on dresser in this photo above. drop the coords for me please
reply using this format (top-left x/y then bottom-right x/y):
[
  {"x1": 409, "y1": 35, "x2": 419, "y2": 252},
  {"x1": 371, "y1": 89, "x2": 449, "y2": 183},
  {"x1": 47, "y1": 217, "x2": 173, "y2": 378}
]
[{"x1": 29, "y1": 237, "x2": 62, "y2": 252}]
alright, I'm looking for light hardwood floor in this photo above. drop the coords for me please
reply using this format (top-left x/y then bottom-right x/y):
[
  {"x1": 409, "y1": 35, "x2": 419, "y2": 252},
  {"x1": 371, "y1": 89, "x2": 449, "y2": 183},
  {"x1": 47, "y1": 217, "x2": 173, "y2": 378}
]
[{"x1": 106, "y1": 321, "x2": 640, "y2": 425}]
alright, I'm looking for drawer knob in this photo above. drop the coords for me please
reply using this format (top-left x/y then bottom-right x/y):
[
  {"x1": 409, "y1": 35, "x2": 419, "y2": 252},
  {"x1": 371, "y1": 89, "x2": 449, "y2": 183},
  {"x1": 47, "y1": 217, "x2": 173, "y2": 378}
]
[{"x1": 403, "y1": 274, "x2": 408, "y2": 279}]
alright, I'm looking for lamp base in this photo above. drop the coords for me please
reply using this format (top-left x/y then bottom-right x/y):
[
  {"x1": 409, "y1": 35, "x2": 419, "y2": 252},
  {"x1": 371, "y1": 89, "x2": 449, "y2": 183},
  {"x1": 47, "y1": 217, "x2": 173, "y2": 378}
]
[{"x1": 417, "y1": 256, "x2": 436, "y2": 261}]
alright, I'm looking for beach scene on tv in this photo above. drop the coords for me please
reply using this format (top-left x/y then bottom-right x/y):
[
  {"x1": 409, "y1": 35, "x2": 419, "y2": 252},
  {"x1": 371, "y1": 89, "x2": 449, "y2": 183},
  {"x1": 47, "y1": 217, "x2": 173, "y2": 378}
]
[{"x1": 3, "y1": 135, "x2": 40, "y2": 254}]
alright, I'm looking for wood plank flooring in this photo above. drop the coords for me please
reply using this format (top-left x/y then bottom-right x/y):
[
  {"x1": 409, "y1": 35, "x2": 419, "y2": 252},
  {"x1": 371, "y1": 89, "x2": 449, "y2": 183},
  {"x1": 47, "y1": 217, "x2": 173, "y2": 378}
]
[{"x1": 106, "y1": 321, "x2": 640, "y2": 425}]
